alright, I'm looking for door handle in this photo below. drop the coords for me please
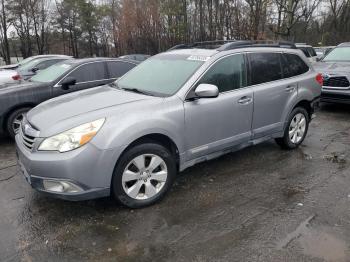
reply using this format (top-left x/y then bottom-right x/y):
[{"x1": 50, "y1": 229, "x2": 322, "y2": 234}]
[
  {"x1": 286, "y1": 85, "x2": 296, "y2": 92},
  {"x1": 238, "y1": 96, "x2": 253, "y2": 105}
]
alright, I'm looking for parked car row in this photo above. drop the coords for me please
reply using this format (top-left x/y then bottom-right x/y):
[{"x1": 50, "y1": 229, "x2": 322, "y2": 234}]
[
  {"x1": 3, "y1": 40, "x2": 348, "y2": 208},
  {"x1": 0, "y1": 57, "x2": 139, "y2": 138},
  {"x1": 12, "y1": 40, "x2": 325, "y2": 208}
]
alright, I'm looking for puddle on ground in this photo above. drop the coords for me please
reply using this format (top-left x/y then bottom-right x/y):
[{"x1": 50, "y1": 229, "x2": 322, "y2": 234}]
[
  {"x1": 277, "y1": 215, "x2": 348, "y2": 261},
  {"x1": 299, "y1": 229, "x2": 348, "y2": 261}
]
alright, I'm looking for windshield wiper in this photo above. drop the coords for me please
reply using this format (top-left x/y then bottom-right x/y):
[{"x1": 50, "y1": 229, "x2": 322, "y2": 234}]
[{"x1": 121, "y1": 87, "x2": 155, "y2": 96}]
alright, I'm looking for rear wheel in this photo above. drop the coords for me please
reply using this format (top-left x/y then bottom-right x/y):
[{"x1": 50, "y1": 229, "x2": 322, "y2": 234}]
[
  {"x1": 6, "y1": 107, "x2": 32, "y2": 139},
  {"x1": 112, "y1": 142, "x2": 176, "y2": 208},
  {"x1": 275, "y1": 107, "x2": 309, "y2": 149}
]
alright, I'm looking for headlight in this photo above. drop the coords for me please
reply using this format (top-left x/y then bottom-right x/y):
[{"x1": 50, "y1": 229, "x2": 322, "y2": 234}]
[{"x1": 38, "y1": 118, "x2": 105, "y2": 152}]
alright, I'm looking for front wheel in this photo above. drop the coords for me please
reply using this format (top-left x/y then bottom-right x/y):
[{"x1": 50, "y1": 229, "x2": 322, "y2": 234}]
[
  {"x1": 112, "y1": 143, "x2": 177, "y2": 208},
  {"x1": 275, "y1": 107, "x2": 309, "y2": 149},
  {"x1": 6, "y1": 107, "x2": 32, "y2": 139}
]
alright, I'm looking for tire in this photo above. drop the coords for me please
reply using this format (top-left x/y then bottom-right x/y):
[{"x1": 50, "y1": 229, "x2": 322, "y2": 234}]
[
  {"x1": 112, "y1": 142, "x2": 177, "y2": 208},
  {"x1": 6, "y1": 107, "x2": 32, "y2": 139},
  {"x1": 275, "y1": 107, "x2": 309, "y2": 150}
]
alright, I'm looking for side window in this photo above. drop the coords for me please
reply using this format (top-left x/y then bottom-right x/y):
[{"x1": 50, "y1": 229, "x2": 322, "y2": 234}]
[
  {"x1": 68, "y1": 62, "x2": 106, "y2": 83},
  {"x1": 308, "y1": 47, "x2": 317, "y2": 57},
  {"x1": 107, "y1": 61, "x2": 135, "y2": 79},
  {"x1": 249, "y1": 53, "x2": 282, "y2": 85},
  {"x1": 36, "y1": 59, "x2": 61, "y2": 70},
  {"x1": 300, "y1": 47, "x2": 311, "y2": 57},
  {"x1": 196, "y1": 54, "x2": 247, "y2": 93},
  {"x1": 282, "y1": 53, "x2": 309, "y2": 78}
]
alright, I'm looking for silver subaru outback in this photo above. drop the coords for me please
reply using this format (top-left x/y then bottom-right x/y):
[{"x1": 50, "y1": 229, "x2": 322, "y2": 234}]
[{"x1": 16, "y1": 41, "x2": 321, "y2": 208}]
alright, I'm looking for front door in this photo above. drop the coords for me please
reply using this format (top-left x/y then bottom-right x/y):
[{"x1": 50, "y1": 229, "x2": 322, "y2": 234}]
[{"x1": 184, "y1": 53, "x2": 254, "y2": 160}]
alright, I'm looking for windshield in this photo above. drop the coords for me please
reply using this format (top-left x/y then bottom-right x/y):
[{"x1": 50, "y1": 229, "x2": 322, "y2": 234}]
[
  {"x1": 18, "y1": 59, "x2": 42, "y2": 71},
  {"x1": 117, "y1": 54, "x2": 205, "y2": 96},
  {"x1": 323, "y1": 47, "x2": 350, "y2": 62},
  {"x1": 31, "y1": 62, "x2": 73, "y2": 83}
]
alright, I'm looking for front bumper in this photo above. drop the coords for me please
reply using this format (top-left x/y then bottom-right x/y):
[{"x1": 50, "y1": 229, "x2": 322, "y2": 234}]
[
  {"x1": 16, "y1": 134, "x2": 122, "y2": 201},
  {"x1": 321, "y1": 88, "x2": 350, "y2": 104}
]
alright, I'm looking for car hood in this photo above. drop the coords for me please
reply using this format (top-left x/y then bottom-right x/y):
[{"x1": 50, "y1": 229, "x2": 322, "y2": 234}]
[
  {"x1": 27, "y1": 85, "x2": 154, "y2": 133},
  {"x1": 313, "y1": 62, "x2": 350, "y2": 75}
]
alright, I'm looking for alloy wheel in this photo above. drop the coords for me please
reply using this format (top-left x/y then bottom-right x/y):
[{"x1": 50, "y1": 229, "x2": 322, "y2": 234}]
[
  {"x1": 289, "y1": 113, "x2": 306, "y2": 144},
  {"x1": 122, "y1": 154, "x2": 168, "y2": 200}
]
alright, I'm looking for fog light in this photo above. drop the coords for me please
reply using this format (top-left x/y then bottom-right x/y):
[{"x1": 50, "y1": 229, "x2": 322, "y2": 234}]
[{"x1": 43, "y1": 180, "x2": 83, "y2": 193}]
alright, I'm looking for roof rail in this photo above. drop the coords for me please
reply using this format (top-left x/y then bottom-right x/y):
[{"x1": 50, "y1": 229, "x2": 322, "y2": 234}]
[
  {"x1": 218, "y1": 40, "x2": 296, "y2": 51},
  {"x1": 168, "y1": 40, "x2": 296, "y2": 51},
  {"x1": 168, "y1": 40, "x2": 237, "y2": 50}
]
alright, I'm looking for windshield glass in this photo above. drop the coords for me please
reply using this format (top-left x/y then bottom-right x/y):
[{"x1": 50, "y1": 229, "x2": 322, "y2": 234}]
[
  {"x1": 31, "y1": 62, "x2": 73, "y2": 83},
  {"x1": 117, "y1": 54, "x2": 205, "y2": 96},
  {"x1": 323, "y1": 47, "x2": 350, "y2": 61},
  {"x1": 18, "y1": 59, "x2": 41, "y2": 71}
]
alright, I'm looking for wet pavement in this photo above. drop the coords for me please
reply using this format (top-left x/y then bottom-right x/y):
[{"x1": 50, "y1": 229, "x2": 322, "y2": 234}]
[{"x1": 1, "y1": 104, "x2": 350, "y2": 262}]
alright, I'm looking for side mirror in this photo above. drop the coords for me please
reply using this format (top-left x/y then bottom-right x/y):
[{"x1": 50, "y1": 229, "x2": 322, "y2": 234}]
[
  {"x1": 194, "y1": 84, "x2": 219, "y2": 99},
  {"x1": 60, "y1": 76, "x2": 76, "y2": 90},
  {"x1": 31, "y1": 67, "x2": 39, "y2": 73}
]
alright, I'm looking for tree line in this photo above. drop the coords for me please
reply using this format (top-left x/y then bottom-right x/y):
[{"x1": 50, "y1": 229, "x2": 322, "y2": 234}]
[{"x1": 1, "y1": 0, "x2": 350, "y2": 64}]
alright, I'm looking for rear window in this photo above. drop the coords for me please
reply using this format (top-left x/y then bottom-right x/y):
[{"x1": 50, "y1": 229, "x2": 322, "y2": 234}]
[
  {"x1": 281, "y1": 53, "x2": 309, "y2": 78},
  {"x1": 249, "y1": 53, "x2": 282, "y2": 85}
]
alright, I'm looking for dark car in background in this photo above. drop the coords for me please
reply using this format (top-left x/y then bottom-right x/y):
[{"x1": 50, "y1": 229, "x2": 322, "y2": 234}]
[
  {"x1": 314, "y1": 43, "x2": 350, "y2": 104},
  {"x1": 0, "y1": 58, "x2": 138, "y2": 138}
]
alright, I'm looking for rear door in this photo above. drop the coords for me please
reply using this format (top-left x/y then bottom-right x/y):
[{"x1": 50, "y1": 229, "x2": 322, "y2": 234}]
[
  {"x1": 53, "y1": 61, "x2": 109, "y2": 96},
  {"x1": 249, "y1": 52, "x2": 298, "y2": 139},
  {"x1": 184, "y1": 53, "x2": 254, "y2": 160}
]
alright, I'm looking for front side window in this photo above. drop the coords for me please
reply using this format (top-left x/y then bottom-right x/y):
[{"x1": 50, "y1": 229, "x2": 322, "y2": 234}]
[
  {"x1": 67, "y1": 62, "x2": 106, "y2": 83},
  {"x1": 282, "y1": 53, "x2": 309, "y2": 78},
  {"x1": 196, "y1": 54, "x2": 247, "y2": 92},
  {"x1": 249, "y1": 53, "x2": 282, "y2": 85},
  {"x1": 117, "y1": 54, "x2": 204, "y2": 96}
]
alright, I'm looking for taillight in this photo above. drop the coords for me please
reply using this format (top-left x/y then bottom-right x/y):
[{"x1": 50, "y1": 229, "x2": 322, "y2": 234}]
[
  {"x1": 315, "y1": 73, "x2": 323, "y2": 86},
  {"x1": 12, "y1": 74, "x2": 21, "y2": 81}
]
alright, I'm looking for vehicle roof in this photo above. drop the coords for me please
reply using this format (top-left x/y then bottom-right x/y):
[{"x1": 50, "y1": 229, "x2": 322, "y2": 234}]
[{"x1": 63, "y1": 57, "x2": 140, "y2": 65}]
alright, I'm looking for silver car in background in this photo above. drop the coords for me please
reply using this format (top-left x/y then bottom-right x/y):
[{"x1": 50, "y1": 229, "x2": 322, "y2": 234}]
[
  {"x1": 16, "y1": 41, "x2": 321, "y2": 208},
  {"x1": 314, "y1": 43, "x2": 350, "y2": 104}
]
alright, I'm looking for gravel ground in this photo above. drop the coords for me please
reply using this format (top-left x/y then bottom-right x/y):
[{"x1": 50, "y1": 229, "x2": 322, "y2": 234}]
[{"x1": 1, "y1": 103, "x2": 350, "y2": 262}]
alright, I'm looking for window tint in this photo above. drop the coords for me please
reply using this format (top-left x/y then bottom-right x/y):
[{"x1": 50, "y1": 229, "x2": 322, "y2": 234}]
[
  {"x1": 282, "y1": 53, "x2": 309, "y2": 78},
  {"x1": 308, "y1": 47, "x2": 317, "y2": 57},
  {"x1": 197, "y1": 54, "x2": 246, "y2": 93},
  {"x1": 299, "y1": 47, "x2": 311, "y2": 57},
  {"x1": 249, "y1": 53, "x2": 282, "y2": 85},
  {"x1": 68, "y1": 62, "x2": 106, "y2": 83},
  {"x1": 107, "y1": 61, "x2": 135, "y2": 78}
]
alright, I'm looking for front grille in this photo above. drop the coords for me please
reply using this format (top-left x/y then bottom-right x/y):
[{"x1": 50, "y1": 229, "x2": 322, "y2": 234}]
[
  {"x1": 20, "y1": 128, "x2": 35, "y2": 151},
  {"x1": 323, "y1": 76, "x2": 350, "y2": 88}
]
